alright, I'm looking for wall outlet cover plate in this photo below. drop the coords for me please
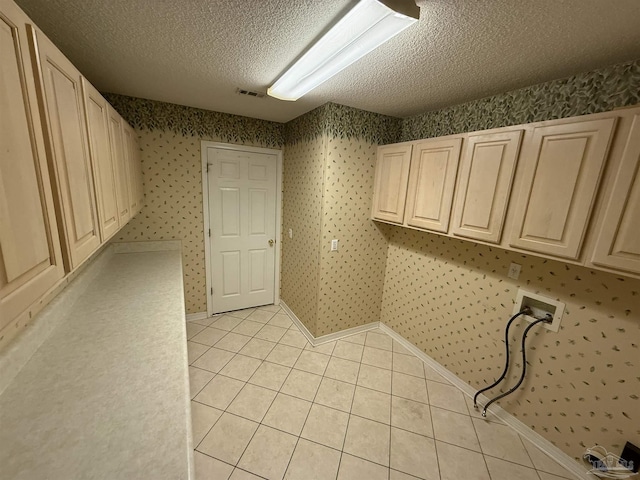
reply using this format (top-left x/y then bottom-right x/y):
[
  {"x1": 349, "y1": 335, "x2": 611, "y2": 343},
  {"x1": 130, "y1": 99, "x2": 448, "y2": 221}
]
[{"x1": 513, "y1": 289, "x2": 565, "y2": 333}]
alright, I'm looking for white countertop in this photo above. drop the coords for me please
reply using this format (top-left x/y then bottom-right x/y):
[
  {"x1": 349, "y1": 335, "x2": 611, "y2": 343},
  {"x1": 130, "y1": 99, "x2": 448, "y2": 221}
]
[{"x1": 0, "y1": 244, "x2": 193, "y2": 480}]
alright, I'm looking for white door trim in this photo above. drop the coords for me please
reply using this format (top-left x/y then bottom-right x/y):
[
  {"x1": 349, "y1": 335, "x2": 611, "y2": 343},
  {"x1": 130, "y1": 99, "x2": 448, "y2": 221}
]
[{"x1": 201, "y1": 141, "x2": 282, "y2": 317}]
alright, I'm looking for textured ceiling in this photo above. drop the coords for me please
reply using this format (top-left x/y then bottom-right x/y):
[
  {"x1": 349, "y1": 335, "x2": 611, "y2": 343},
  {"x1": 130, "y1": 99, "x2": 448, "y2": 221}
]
[{"x1": 15, "y1": 0, "x2": 640, "y2": 123}]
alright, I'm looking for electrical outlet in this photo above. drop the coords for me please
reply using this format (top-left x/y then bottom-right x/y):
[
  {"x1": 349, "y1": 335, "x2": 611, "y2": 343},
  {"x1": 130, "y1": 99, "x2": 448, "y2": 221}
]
[
  {"x1": 288, "y1": 229, "x2": 293, "y2": 239},
  {"x1": 331, "y1": 239, "x2": 338, "y2": 251},
  {"x1": 508, "y1": 262, "x2": 521, "y2": 280}
]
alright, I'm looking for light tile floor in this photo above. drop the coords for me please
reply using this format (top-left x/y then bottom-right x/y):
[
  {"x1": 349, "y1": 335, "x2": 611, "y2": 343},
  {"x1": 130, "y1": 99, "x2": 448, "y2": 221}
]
[{"x1": 187, "y1": 305, "x2": 578, "y2": 480}]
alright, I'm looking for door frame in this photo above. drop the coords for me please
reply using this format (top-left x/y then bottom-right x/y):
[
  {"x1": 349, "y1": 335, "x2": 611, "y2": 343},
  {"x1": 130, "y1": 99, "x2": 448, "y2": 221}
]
[{"x1": 201, "y1": 141, "x2": 283, "y2": 317}]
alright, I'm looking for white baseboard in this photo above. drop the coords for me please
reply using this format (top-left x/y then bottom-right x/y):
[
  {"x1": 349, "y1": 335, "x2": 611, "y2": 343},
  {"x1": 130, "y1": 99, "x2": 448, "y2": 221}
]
[
  {"x1": 185, "y1": 312, "x2": 208, "y2": 322},
  {"x1": 279, "y1": 301, "x2": 379, "y2": 346},
  {"x1": 377, "y1": 323, "x2": 591, "y2": 480},
  {"x1": 279, "y1": 301, "x2": 315, "y2": 343},
  {"x1": 274, "y1": 303, "x2": 590, "y2": 479},
  {"x1": 313, "y1": 322, "x2": 380, "y2": 345}
]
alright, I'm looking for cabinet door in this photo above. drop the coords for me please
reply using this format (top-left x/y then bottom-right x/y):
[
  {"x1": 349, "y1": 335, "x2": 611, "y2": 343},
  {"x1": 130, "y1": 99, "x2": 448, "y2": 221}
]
[
  {"x1": 371, "y1": 144, "x2": 412, "y2": 224},
  {"x1": 451, "y1": 130, "x2": 522, "y2": 243},
  {"x1": 29, "y1": 26, "x2": 101, "y2": 270},
  {"x1": 81, "y1": 79, "x2": 120, "y2": 241},
  {"x1": 133, "y1": 132, "x2": 144, "y2": 210},
  {"x1": 509, "y1": 118, "x2": 615, "y2": 259},
  {"x1": 590, "y1": 115, "x2": 640, "y2": 274},
  {"x1": 405, "y1": 137, "x2": 462, "y2": 233},
  {"x1": 122, "y1": 122, "x2": 142, "y2": 216},
  {"x1": 0, "y1": 0, "x2": 64, "y2": 330},
  {"x1": 107, "y1": 106, "x2": 130, "y2": 225}
]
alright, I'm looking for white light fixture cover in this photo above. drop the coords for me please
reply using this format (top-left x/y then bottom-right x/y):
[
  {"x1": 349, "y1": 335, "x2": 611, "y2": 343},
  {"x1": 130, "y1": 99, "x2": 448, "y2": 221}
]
[{"x1": 267, "y1": 0, "x2": 419, "y2": 101}]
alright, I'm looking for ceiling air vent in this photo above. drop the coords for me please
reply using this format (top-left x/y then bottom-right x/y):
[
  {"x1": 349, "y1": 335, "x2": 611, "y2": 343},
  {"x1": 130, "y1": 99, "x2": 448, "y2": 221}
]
[{"x1": 235, "y1": 88, "x2": 265, "y2": 99}]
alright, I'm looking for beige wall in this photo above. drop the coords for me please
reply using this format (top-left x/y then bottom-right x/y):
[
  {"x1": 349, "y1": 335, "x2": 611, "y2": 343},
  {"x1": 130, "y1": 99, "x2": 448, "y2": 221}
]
[
  {"x1": 280, "y1": 104, "x2": 398, "y2": 336},
  {"x1": 377, "y1": 60, "x2": 640, "y2": 461},
  {"x1": 105, "y1": 94, "x2": 283, "y2": 314},
  {"x1": 380, "y1": 227, "x2": 640, "y2": 460},
  {"x1": 316, "y1": 137, "x2": 388, "y2": 335},
  {"x1": 281, "y1": 135, "x2": 389, "y2": 336},
  {"x1": 280, "y1": 136, "x2": 326, "y2": 333},
  {"x1": 104, "y1": 62, "x2": 640, "y2": 460},
  {"x1": 115, "y1": 129, "x2": 275, "y2": 313}
]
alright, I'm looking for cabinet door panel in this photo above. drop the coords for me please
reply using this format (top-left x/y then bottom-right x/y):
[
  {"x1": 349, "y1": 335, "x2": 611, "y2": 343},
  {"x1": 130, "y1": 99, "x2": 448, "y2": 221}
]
[
  {"x1": 0, "y1": 1, "x2": 64, "y2": 328},
  {"x1": 452, "y1": 130, "x2": 522, "y2": 243},
  {"x1": 107, "y1": 106, "x2": 130, "y2": 224},
  {"x1": 133, "y1": 133, "x2": 144, "y2": 209},
  {"x1": 509, "y1": 118, "x2": 615, "y2": 259},
  {"x1": 82, "y1": 79, "x2": 120, "y2": 240},
  {"x1": 405, "y1": 138, "x2": 462, "y2": 233},
  {"x1": 591, "y1": 115, "x2": 640, "y2": 273},
  {"x1": 371, "y1": 144, "x2": 412, "y2": 224},
  {"x1": 122, "y1": 123, "x2": 140, "y2": 216},
  {"x1": 30, "y1": 27, "x2": 101, "y2": 269}
]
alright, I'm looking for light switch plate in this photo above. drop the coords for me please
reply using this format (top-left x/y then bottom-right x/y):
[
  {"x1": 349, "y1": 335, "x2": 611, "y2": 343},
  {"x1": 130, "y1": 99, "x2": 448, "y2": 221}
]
[
  {"x1": 331, "y1": 239, "x2": 338, "y2": 251},
  {"x1": 288, "y1": 229, "x2": 293, "y2": 239},
  {"x1": 508, "y1": 262, "x2": 521, "y2": 279}
]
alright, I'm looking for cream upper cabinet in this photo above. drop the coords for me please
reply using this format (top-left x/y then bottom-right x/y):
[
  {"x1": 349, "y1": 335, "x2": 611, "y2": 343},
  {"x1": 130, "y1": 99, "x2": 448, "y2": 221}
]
[
  {"x1": 81, "y1": 79, "x2": 120, "y2": 241},
  {"x1": 107, "y1": 105, "x2": 131, "y2": 225},
  {"x1": 28, "y1": 26, "x2": 101, "y2": 270},
  {"x1": 451, "y1": 130, "x2": 522, "y2": 243},
  {"x1": 371, "y1": 144, "x2": 412, "y2": 224},
  {"x1": 404, "y1": 137, "x2": 462, "y2": 233},
  {"x1": 122, "y1": 122, "x2": 143, "y2": 216},
  {"x1": 0, "y1": 0, "x2": 64, "y2": 331},
  {"x1": 509, "y1": 118, "x2": 616, "y2": 260},
  {"x1": 132, "y1": 130, "x2": 144, "y2": 211},
  {"x1": 590, "y1": 114, "x2": 640, "y2": 274}
]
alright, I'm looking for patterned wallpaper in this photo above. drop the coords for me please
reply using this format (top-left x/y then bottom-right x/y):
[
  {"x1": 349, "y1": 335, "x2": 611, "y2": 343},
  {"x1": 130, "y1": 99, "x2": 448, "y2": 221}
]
[
  {"x1": 380, "y1": 228, "x2": 640, "y2": 461},
  {"x1": 281, "y1": 104, "x2": 394, "y2": 336},
  {"x1": 401, "y1": 59, "x2": 640, "y2": 141},
  {"x1": 284, "y1": 102, "x2": 401, "y2": 146},
  {"x1": 115, "y1": 130, "x2": 206, "y2": 312},
  {"x1": 105, "y1": 60, "x2": 640, "y2": 461},
  {"x1": 316, "y1": 137, "x2": 388, "y2": 336},
  {"x1": 112, "y1": 127, "x2": 275, "y2": 313},
  {"x1": 280, "y1": 136, "x2": 326, "y2": 334},
  {"x1": 104, "y1": 94, "x2": 284, "y2": 147},
  {"x1": 376, "y1": 59, "x2": 640, "y2": 461}
]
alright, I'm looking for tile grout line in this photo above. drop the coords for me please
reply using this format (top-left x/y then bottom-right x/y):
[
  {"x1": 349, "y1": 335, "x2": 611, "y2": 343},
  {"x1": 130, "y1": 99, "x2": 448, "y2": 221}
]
[
  {"x1": 279, "y1": 335, "x2": 330, "y2": 480},
  {"x1": 194, "y1": 328, "x2": 468, "y2": 412},
  {"x1": 516, "y1": 431, "x2": 573, "y2": 479},
  {"x1": 195, "y1": 449, "x2": 269, "y2": 480},
  {"x1": 426, "y1": 374, "x2": 443, "y2": 480},
  {"x1": 192, "y1": 313, "x2": 570, "y2": 480},
  {"x1": 214, "y1": 317, "x2": 297, "y2": 477},
  {"x1": 198, "y1": 354, "x2": 472, "y2": 435},
  {"x1": 228, "y1": 378, "x2": 282, "y2": 475},
  {"x1": 189, "y1": 370, "x2": 217, "y2": 400},
  {"x1": 237, "y1": 311, "x2": 322, "y2": 477},
  {"x1": 190, "y1": 307, "x2": 294, "y2": 475},
  {"x1": 190, "y1": 310, "x2": 281, "y2": 456},
  {"x1": 466, "y1": 397, "x2": 538, "y2": 480},
  {"x1": 192, "y1": 351, "x2": 248, "y2": 452},
  {"x1": 388, "y1": 338, "x2": 394, "y2": 480},
  {"x1": 335, "y1": 332, "x2": 368, "y2": 480}
]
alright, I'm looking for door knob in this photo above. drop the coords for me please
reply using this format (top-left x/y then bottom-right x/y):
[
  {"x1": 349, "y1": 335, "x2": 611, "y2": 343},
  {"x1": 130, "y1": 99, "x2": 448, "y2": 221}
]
[{"x1": 268, "y1": 239, "x2": 274, "y2": 247}]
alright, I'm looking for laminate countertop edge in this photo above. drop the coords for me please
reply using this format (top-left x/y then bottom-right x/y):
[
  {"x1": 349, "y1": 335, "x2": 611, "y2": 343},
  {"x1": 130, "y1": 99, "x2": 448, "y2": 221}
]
[{"x1": 0, "y1": 241, "x2": 193, "y2": 480}]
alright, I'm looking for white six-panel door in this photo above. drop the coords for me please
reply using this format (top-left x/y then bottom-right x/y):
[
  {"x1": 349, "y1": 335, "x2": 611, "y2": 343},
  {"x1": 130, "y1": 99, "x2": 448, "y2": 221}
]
[{"x1": 206, "y1": 145, "x2": 278, "y2": 313}]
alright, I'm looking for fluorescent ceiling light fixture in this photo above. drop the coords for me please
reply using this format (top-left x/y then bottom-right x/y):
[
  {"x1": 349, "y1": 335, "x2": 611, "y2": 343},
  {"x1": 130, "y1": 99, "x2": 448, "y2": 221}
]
[{"x1": 267, "y1": 0, "x2": 419, "y2": 101}]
